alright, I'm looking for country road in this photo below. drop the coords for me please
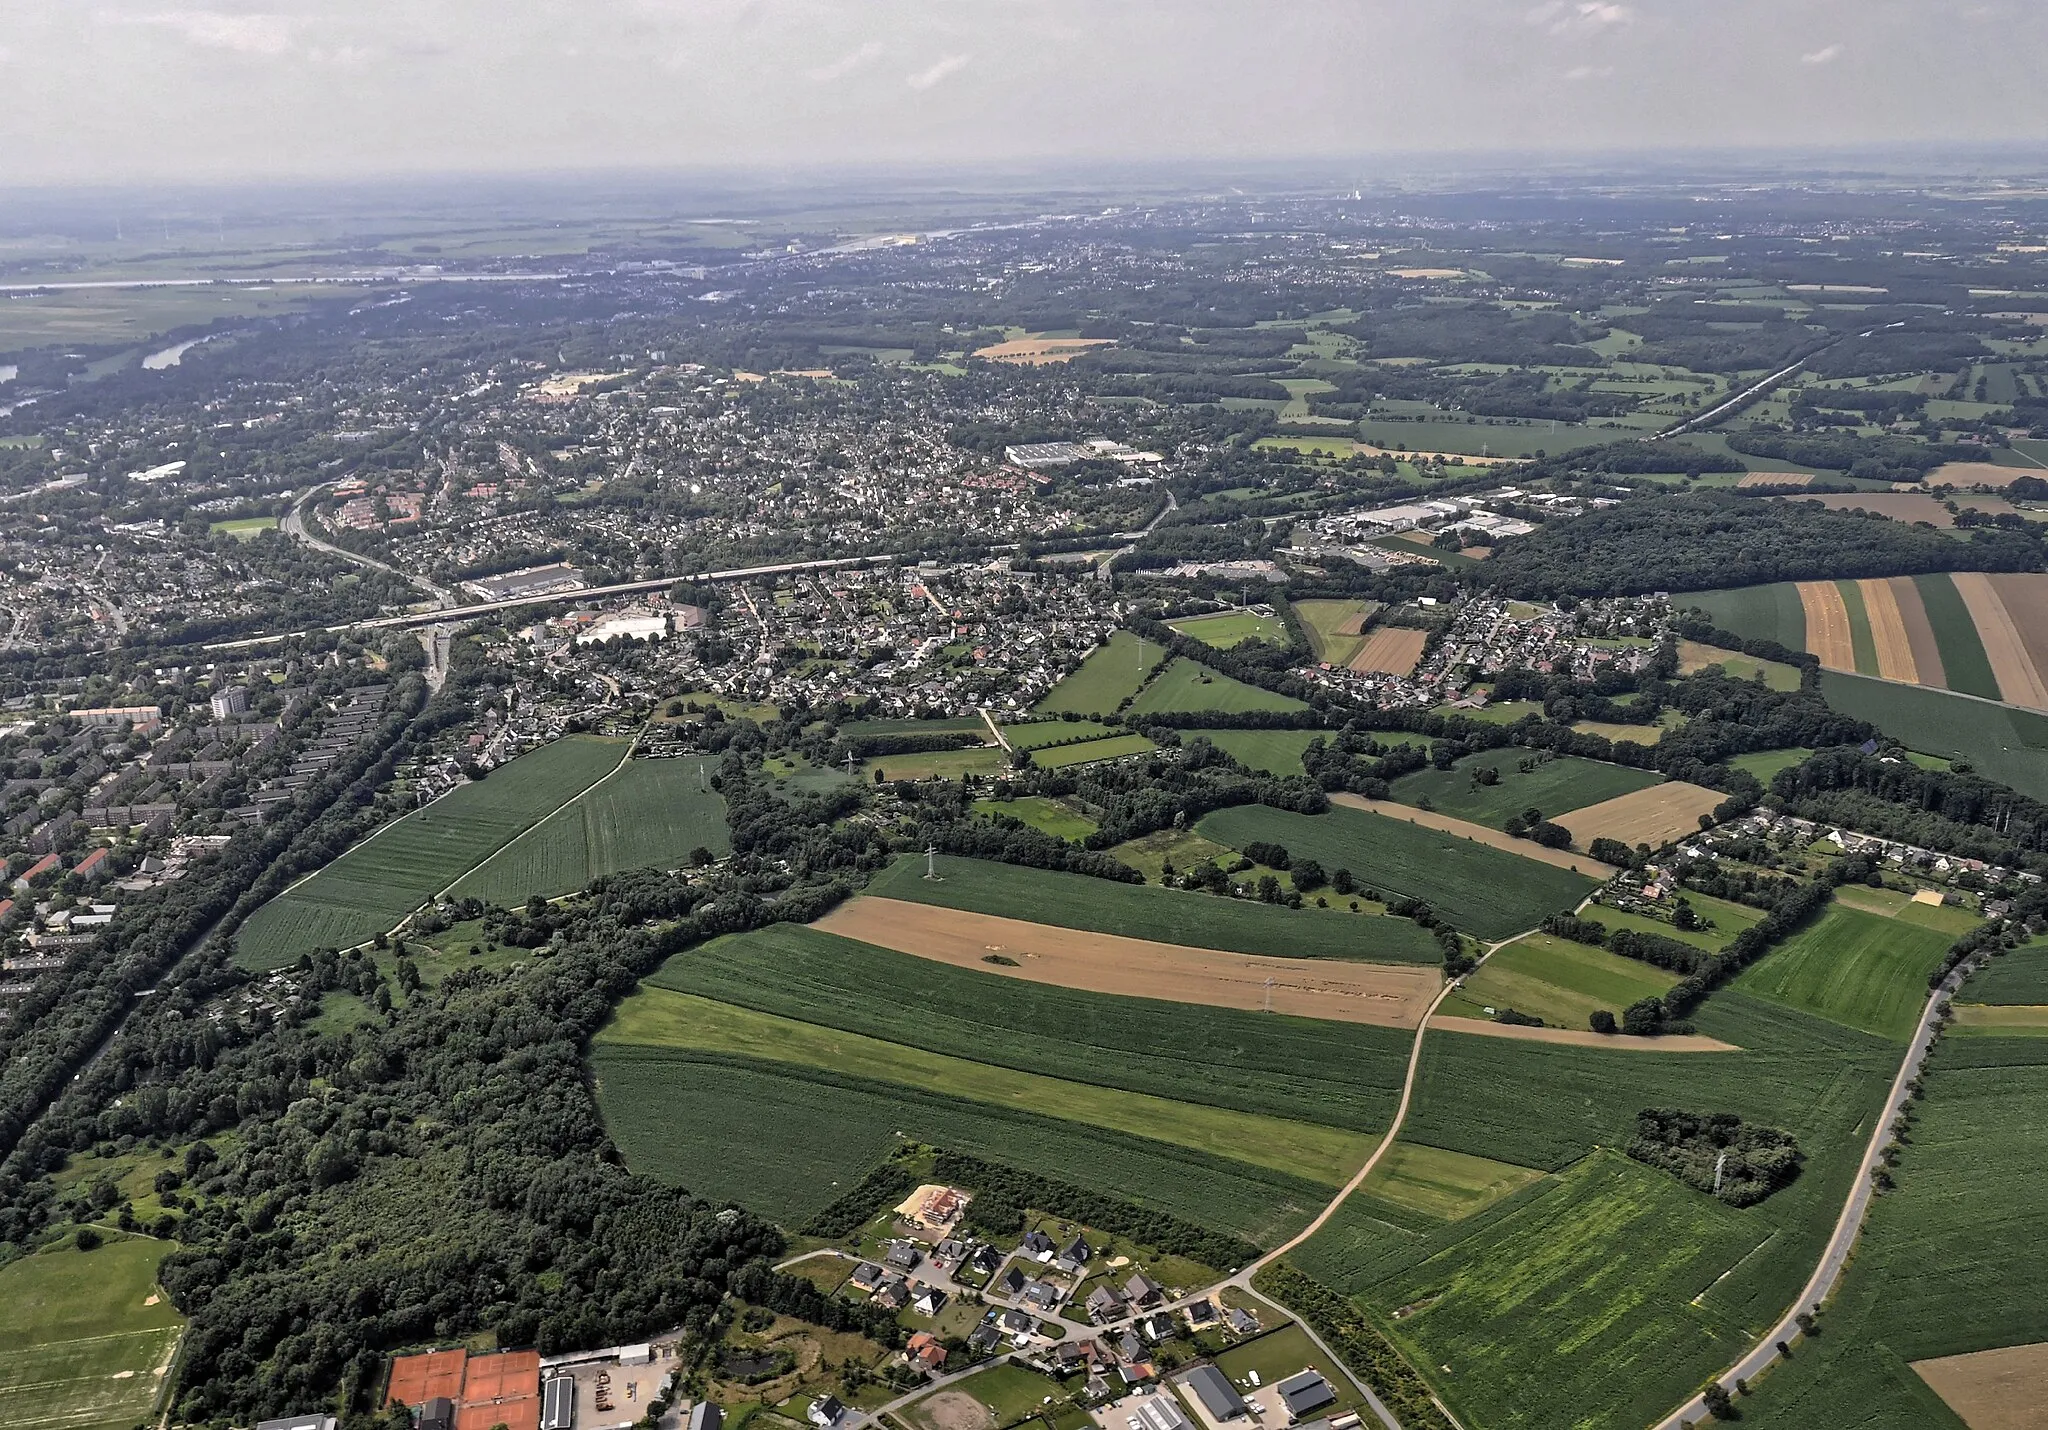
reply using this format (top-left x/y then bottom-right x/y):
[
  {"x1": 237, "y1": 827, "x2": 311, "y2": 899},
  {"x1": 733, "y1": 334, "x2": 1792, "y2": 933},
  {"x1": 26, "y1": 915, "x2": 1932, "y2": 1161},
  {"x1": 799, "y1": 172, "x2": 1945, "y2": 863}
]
[{"x1": 1649, "y1": 964, "x2": 1967, "y2": 1429}]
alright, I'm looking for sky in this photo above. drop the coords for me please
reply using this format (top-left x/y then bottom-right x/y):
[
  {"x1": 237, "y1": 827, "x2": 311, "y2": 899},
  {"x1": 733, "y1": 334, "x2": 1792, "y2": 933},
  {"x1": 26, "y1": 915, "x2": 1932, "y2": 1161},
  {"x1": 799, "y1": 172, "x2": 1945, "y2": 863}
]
[{"x1": 4, "y1": 0, "x2": 2044, "y2": 185}]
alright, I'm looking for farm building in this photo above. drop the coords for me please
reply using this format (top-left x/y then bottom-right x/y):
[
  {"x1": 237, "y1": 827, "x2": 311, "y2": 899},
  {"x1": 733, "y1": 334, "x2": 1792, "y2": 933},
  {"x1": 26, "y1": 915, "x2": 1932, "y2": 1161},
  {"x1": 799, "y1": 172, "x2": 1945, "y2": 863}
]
[
  {"x1": 1184, "y1": 1365, "x2": 1249, "y2": 1421},
  {"x1": 1134, "y1": 1397, "x2": 1192, "y2": 1430},
  {"x1": 1277, "y1": 1371, "x2": 1337, "y2": 1422}
]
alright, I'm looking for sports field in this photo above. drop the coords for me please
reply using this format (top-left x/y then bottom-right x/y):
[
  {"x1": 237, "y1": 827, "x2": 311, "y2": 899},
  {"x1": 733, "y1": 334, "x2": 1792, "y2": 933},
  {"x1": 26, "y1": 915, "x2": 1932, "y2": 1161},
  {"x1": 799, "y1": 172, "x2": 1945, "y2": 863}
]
[
  {"x1": 1386, "y1": 751, "x2": 1659, "y2": 829},
  {"x1": 864, "y1": 853, "x2": 1446, "y2": 963},
  {"x1": 448, "y1": 755, "x2": 727, "y2": 905},
  {"x1": 234, "y1": 735, "x2": 626, "y2": 969},
  {"x1": 0, "y1": 1237, "x2": 184, "y2": 1430},
  {"x1": 1168, "y1": 609, "x2": 1286, "y2": 649},
  {"x1": 1734, "y1": 901, "x2": 1958, "y2": 1041},
  {"x1": 1552, "y1": 780, "x2": 1724, "y2": 850},
  {"x1": 1033, "y1": 631, "x2": 1164, "y2": 715},
  {"x1": 1438, "y1": 932, "x2": 1680, "y2": 1028},
  {"x1": 1127, "y1": 657, "x2": 1308, "y2": 716},
  {"x1": 1196, "y1": 804, "x2": 1601, "y2": 941},
  {"x1": 814, "y1": 897, "x2": 1441, "y2": 1028}
]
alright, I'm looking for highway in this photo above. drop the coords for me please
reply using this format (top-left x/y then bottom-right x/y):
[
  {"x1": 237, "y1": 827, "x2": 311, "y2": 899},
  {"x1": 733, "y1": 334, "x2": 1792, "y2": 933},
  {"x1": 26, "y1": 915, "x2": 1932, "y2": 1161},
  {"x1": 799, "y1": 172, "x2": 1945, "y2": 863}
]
[{"x1": 1649, "y1": 963, "x2": 1968, "y2": 1428}]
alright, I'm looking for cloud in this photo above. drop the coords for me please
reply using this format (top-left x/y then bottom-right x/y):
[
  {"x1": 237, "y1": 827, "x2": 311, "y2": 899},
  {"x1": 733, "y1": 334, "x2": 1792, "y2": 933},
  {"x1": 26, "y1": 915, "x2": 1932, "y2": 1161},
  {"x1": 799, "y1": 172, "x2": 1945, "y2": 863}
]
[
  {"x1": 1801, "y1": 43, "x2": 1844, "y2": 65},
  {"x1": 905, "y1": 52, "x2": 971, "y2": 90},
  {"x1": 808, "y1": 41, "x2": 883, "y2": 83},
  {"x1": 1565, "y1": 65, "x2": 1615, "y2": 80},
  {"x1": 110, "y1": 9, "x2": 294, "y2": 56},
  {"x1": 1529, "y1": 2, "x2": 1633, "y2": 32}
]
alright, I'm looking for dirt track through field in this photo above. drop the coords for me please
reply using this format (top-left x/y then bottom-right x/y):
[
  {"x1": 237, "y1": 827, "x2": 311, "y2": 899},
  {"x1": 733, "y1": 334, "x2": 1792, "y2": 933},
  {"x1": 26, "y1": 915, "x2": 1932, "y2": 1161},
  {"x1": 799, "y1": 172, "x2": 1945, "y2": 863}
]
[
  {"x1": 1857, "y1": 578, "x2": 1921, "y2": 683},
  {"x1": 1954, "y1": 572, "x2": 2048, "y2": 711},
  {"x1": 1553, "y1": 782, "x2": 1725, "y2": 851},
  {"x1": 1348, "y1": 626, "x2": 1427, "y2": 676},
  {"x1": 1433, "y1": 1015, "x2": 1738, "y2": 1052},
  {"x1": 813, "y1": 897, "x2": 1441, "y2": 1029},
  {"x1": 1796, "y1": 580, "x2": 1857, "y2": 672},
  {"x1": 1329, "y1": 795, "x2": 1620, "y2": 877},
  {"x1": 1913, "y1": 1341, "x2": 2048, "y2": 1430},
  {"x1": 1892, "y1": 576, "x2": 1949, "y2": 689}
]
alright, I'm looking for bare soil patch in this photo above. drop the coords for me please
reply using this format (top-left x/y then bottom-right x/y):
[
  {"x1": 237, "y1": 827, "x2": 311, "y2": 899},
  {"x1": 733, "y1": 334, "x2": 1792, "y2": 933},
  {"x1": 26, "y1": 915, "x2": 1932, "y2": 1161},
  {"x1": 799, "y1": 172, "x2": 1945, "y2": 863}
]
[
  {"x1": 1329, "y1": 796, "x2": 1619, "y2": 878},
  {"x1": 1891, "y1": 575, "x2": 1949, "y2": 688},
  {"x1": 1988, "y1": 574, "x2": 2048, "y2": 712},
  {"x1": 1927, "y1": 462, "x2": 2038, "y2": 489},
  {"x1": 913, "y1": 1391, "x2": 996, "y2": 1430},
  {"x1": 1349, "y1": 626, "x2": 1428, "y2": 676},
  {"x1": 1857, "y1": 577, "x2": 1921, "y2": 683},
  {"x1": 1737, "y1": 472, "x2": 1811, "y2": 489},
  {"x1": 813, "y1": 897, "x2": 1440, "y2": 1029},
  {"x1": 1553, "y1": 782, "x2": 1725, "y2": 850},
  {"x1": 1914, "y1": 1341, "x2": 2048, "y2": 1430},
  {"x1": 1796, "y1": 580, "x2": 1857, "y2": 672},
  {"x1": 1954, "y1": 573, "x2": 2048, "y2": 710},
  {"x1": 973, "y1": 337, "x2": 1114, "y2": 365},
  {"x1": 1433, "y1": 1015, "x2": 1738, "y2": 1052}
]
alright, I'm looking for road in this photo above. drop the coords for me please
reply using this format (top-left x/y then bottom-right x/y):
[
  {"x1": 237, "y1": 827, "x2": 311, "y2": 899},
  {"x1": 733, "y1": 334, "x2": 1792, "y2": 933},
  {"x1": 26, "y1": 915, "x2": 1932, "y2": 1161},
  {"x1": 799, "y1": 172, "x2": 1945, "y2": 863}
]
[
  {"x1": 1648, "y1": 963, "x2": 1967, "y2": 1429},
  {"x1": 281, "y1": 484, "x2": 457, "y2": 611},
  {"x1": 1650, "y1": 321, "x2": 1904, "y2": 441}
]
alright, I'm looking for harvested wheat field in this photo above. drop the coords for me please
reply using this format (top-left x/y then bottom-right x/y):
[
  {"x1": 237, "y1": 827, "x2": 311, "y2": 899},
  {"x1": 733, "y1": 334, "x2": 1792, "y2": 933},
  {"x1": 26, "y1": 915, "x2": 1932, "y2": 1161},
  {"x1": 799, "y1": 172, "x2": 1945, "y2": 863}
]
[
  {"x1": 1737, "y1": 471, "x2": 1811, "y2": 489},
  {"x1": 813, "y1": 896, "x2": 1440, "y2": 1029},
  {"x1": 1856, "y1": 577, "x2": 1923, "y2": 682},
  {"x1": 1554, "y1": 782, "x2": 1724, "y2": 851},
  {"x1": 1887, "y1": 575, "x2": 1949, "y2": 688},
  {"x1": 1433, "y1": 1016, "x2": 1738, "y2": 1052},
  {"x1": 1329, "y1": 796, "x2": 1619, "y2": 877},
  {"x1": 1788, "y1": 492, "x2": 1956, "y2": 527},
  {"x1": 1796, "y1": 579, "x2": 1857, "y2": 672},
  {"x1": 973, "y1": 336, "x2": 1114, "y2": 365},
  {"x1": 1350, "y1": 626, "x2": 1428, "y2": 676},
  {"x1": 1926, "y1": 462, "x2": 2038, "y2": 489},
  {"x1": 1913, "y1": 1342, "x2": 2048, "y2": 1430},
  {"x1": 1953, "y1": 573, "x2": 2048, "y2": 711}
]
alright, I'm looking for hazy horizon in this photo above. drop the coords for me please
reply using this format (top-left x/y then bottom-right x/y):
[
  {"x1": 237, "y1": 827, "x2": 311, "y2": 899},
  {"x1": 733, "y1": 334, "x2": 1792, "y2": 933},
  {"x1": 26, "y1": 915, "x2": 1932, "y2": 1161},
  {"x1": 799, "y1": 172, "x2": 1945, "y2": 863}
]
[{"x1": 7, "y1": 0, "x2": 2046, "y2": 187}]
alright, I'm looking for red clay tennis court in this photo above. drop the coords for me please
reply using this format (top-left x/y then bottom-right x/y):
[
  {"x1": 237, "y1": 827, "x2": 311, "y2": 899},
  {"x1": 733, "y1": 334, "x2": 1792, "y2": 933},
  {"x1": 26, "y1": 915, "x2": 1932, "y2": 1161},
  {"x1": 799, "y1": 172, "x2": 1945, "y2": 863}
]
[
  {"x1": 387, "y1": 1348, "x2": 467, "y2": 1406},
  {"x1": 385, "y1": 1346, "x2": 539, "y2": 1430}
]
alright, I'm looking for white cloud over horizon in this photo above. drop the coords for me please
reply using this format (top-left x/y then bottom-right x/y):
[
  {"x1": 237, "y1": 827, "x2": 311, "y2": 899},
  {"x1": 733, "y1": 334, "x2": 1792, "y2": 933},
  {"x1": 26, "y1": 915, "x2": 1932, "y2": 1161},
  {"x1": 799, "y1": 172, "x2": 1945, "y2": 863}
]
[{"x1": 1, "y1": 0, "x2": 2039, "y2": 185}]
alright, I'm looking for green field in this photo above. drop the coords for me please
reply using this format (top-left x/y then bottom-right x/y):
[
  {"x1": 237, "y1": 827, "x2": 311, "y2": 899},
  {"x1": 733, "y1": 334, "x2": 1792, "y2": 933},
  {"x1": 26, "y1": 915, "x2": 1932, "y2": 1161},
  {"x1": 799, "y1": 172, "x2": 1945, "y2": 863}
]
[
  {"x1": 1439, "y1": 932, "x2": 1680, "y2": 1028},
  {"x1": 447, "y1": 755, "x2": 727, "y2": 906},
  {"x1": 1128, "y1": 657, "x2": 1309, "y2": 716},
  {"x1": 646, "y1": 924, "x2": 1412, "y2": 1134},
  {"x1": 1294, "y1": 599, "x2": 1378, "y2": 666},
  {"x1": 1034, "y1": 631, "x2": 1166, "y2": 715},
  {"x1": 1001, "y1": 719, "x2": 1117, "y2": 750},
  {"x1": 902, "y1": 1363, "x2": 1070, "y2": 1430},
  {"x1": 1031, "y1": 732, "x2": 1157, "y2": 768},
  {"x1": 208, "y1": 515, "x2": 279, "y2": 539},
  {"x1": 1837, "y1": 577, "x2": 1881, "y2": 677},
  {"x1": 1821, "y1": 672, "x2": 2048, "y2": 800},
  {"x1": 1212, "y1": 1323, "x2": 1369, "y2": 1415},
  {"x1": 1192, "y1": 727, "x2": 1327, "y2": 776},
  {"x1": 1387, "y1": 752, "x2": 1660, "y2": 829},
  {"x1": 1300, "y1": 996, "x2": 1900, "y2": 1430},
  {"x1": 0, "y1": 1237, "x2": 184, "y2": 1430},
  {"x1": 1583, "y1": 893, "x2": 1764, "y2": 954},
  {"x1": 1728, "y1": 747, "x2": 1814, "y2": 782},
  {"x1": 1960, "y1": 938, "x2": 2048, "y2": 1005},
  {"x1": 1195, "y1": 805, "x2": 1600, "y2": 942},
  {"x1": 600, "y1": 986, "x2": 1376, "y2": 1185},
  {"x1": 1913, "y1": 572, "x2": 2002, "y2": 700},
  {"x1": 595, "y1": 1050, "x2": 1331, "y2": 1245},
  {"x1": 234, "y1": 735, "x2": 626, "y2": 968},
  {"x1": 1352, "y1": 1142, "x2": 1545, "y2": 1225},
  {"x1": 1687, "y1": 584, "x2": 1806, "y2": 651},
  {"x1": 972, "y1": 795, "x2": 1098, "y2": 841},
  {"x1": 864, "y1": 854, "x2": 1444, "y2": 963},
  {"x1": 861, "y1": 746, "x2": 1009, "y2": 781},
  {"x1": 1677, "y1": 639, "x2": 1803, "y2": 691},
  {"x1": 1741, "y1": 1034, "x2": 2048, "y2": 1428},
  {"x1": 1734, "y1": 902, "x2": 1956, "y2": 1041},
  {"x1": 1169, "y1": 609, "x2": 1287, "y2": 649}
]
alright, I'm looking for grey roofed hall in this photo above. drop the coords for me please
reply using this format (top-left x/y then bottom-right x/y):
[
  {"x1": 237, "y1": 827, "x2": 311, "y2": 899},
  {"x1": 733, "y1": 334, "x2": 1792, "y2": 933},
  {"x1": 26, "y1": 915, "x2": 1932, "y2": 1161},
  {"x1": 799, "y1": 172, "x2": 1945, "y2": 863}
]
[
  {"x1": 1276, "y1": 1371, "x2": 1336, "y2": 1420},
  {"x1": 1183, "y1": 1365, "x2": 1248, "y2": 1421}
]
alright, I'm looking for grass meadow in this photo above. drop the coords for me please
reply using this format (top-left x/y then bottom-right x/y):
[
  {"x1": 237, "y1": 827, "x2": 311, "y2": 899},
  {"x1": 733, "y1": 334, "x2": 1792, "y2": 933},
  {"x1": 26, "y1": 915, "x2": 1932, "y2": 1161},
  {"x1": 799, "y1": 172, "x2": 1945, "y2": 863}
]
[
  {"x1": 0, "y1": 1237, "x2": 184, "y2": 1430},
  {"x1": 1030, "y1": 733, "x2": 1156, "y2": 768},
  {"x1": 863, "y1": 854, "x2": 1445, "y2": 963},
  {"x1": 644, "y1": 924, "x2": 1412, "y2": 1134},
  {"x1": 234, "y1": 735, "x2": 625, "y2": 968},
  {"x1": 1033, "y1": 631, "x2": 1165, "y2": 715},
  {"x1": 1734, "y1": 902, "x2": 1959, "y2": 1041},
  {"x1": 1386, "y1": 752, "x2": 1659, "y2": 829},
  {"x1": 1000, "y1": 719, "x2": 1117, "y2": 750},
  {"x1": 971, "y1": 795, "x2": 1098, "y2": 841},
  {"x1": 1195, "y1": 804, "x2": 1599, "y2": 942},
  {"x1": 1439, "y1": 932, "x2": 1679, "y2": 1028},
  {"x1": 1191, "y1": 727, "x2": 1327, "y2": 775},
  {"x1": 1293, "y1": 598, "x2": 1378, "y2": 666},
  {"x1": 448, "y1": 754, "x2": 727, "y2": 906},
  {"x1": 1127, "y1": 657, "x2": 1308, "y2": 716}
]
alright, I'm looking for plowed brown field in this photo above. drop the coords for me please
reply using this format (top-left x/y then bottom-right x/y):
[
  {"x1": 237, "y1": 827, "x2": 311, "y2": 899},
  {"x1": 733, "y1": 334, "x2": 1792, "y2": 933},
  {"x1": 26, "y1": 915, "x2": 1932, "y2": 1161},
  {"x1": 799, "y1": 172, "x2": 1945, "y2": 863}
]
[
  {"x1": 1914, "y1": 1342, "x2": 2048, "y2": 1430},
  {"x1": 813, "y1": 897, "x2": 1441, "y2": 1028}
]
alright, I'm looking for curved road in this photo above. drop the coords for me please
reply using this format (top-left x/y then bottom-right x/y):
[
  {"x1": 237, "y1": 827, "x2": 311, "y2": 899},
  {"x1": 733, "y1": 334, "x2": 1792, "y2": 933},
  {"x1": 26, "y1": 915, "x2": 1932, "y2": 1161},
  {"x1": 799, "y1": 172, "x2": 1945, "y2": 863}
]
[
  {"x1": 1650, "y1": 963, "x2": 1969, "y2": 1429},
  {"x1": 281, "y1": 484, "x2": 457, "y2": 610}
]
